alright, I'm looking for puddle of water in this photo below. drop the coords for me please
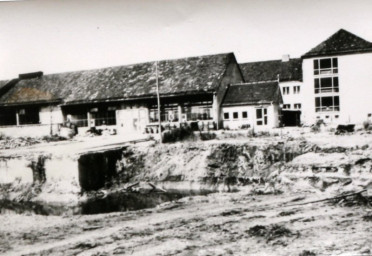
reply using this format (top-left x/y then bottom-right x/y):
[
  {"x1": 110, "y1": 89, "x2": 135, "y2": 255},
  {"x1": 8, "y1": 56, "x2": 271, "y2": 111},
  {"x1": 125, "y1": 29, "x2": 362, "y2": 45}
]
[{"x1": 0, "y1": 190, "x2": 212, "y2": 216}]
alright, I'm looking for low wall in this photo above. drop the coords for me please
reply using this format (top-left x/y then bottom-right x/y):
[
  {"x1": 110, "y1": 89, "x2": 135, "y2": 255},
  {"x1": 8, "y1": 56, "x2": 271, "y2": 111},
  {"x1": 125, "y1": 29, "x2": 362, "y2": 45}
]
[{"x1": 0, "y1": 124, "x2": 61, "y2": 138}]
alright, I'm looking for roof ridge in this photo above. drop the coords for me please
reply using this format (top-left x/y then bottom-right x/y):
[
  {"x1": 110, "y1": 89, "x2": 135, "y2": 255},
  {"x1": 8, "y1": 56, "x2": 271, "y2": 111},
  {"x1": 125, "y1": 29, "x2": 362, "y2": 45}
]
[
  {"x1": 239, "y1": 58, "x2": 301, "y2": 65},
  {"x1": 303, "y1": 29, "x2": 372, "y2": 58},
  {"x1": 35, "y1": 52, "x2": 235, "y2": 78}
]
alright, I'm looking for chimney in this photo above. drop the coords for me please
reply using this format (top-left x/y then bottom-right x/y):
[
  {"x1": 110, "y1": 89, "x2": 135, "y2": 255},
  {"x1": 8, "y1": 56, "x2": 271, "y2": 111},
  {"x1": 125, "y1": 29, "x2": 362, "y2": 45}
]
[
  {"x1": 18, "y1": 71, "x2": 43, "y2": 80},
  {"x1": 282, "y1": 54, "x2": 290, "y2": 62}
]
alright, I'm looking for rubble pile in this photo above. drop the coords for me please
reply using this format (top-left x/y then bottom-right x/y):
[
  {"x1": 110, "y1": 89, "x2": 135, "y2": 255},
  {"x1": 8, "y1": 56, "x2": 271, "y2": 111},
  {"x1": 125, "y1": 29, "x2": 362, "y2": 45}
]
[{"x1": 0, "y1": 137, "x2": 41, "y2": 150}]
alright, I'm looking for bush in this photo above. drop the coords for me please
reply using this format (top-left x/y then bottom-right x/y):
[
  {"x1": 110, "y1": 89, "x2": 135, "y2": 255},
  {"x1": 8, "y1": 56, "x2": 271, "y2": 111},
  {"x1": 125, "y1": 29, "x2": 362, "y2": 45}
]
[
  {"x1": 199, "y1": 131, "x2": 217, "y2": 141},
  {"x1": 311, "y1": 125, "x2": 320, "y2": 133},
  {"x1": 162, "y1": 126, "x2": 194, "y2": 143},
  {"x1": 363, "y1": 120, "x2": 371, "y2": 130},
  {"x1": 41, "y1": 135, "x2": 67, "y2": 142}
]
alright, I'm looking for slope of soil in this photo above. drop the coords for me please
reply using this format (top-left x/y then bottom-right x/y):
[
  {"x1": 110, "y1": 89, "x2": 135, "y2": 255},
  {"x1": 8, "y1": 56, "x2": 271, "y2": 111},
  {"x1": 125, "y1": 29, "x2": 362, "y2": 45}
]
[{"x1": 1, "y1": 190, "x2": 371, "y2": 256}]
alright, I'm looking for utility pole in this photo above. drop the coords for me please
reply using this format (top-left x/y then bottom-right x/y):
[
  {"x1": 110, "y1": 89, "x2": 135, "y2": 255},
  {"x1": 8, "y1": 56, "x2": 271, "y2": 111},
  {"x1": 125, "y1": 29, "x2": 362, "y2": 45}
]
[{"x1": 155, "y1": 61, "x2": 162, "y2": 143}]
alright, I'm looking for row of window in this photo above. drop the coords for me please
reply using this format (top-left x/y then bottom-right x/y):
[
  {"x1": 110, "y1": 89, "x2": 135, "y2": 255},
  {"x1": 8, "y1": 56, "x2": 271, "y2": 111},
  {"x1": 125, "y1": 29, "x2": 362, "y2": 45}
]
[
  {"x1": 283, "y1": 104, "x2": 301, "y2": 110},
  {"x1": 224, "y1": 108, "x2": 268, "y2": 126},
  {"x1": 149, "y1": 103, "x2": 213, "y2": 123},
  {"x1": 282, "y1": 85, "x2": 300, "y2": 95},
  {"x1": 224, "y1": 111, "x2": 248, "y2": 120}
]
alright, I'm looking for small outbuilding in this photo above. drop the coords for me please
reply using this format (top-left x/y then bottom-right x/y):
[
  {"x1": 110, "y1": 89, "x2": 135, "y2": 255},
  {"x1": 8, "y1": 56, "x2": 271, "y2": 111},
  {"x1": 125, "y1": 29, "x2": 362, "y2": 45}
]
[{"x1": 221, "y1": 81, "x2": 283, "y2": 130}]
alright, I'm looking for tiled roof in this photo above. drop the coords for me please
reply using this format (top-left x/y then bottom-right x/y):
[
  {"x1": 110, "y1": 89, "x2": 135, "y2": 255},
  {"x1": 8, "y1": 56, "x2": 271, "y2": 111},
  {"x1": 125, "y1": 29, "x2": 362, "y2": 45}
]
[
  {"x1": 222, "y1": 81, "x2": 282, "y2": 107},
  {"x1": 0, "y1": 53, "x2": 235, "y2": 106},
  {"x1": 239, "y1": 58, "x2": 302, "y2": 83},
  {"x1": 303, "y1": 29, "x2": 372, "y2": 58}
]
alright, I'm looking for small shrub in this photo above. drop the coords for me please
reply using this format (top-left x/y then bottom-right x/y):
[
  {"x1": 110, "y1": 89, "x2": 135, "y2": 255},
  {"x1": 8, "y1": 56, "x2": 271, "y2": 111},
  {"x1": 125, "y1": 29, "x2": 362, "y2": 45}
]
[
  {"x1": 363, "y1": 120, "x2": 371, "y2": 131},
  {"x1": 311, "y1": 124, "x2": 321, "y2": 133},
  {"x1": 162, "y1": 126, "x2": 194, "y2": 143},
  {"x1": 41, "y1": 135, "x2": 67, "y2": 142},
  {"x1": 199, "y1": 132, "x2": 216, "y2": 141}
]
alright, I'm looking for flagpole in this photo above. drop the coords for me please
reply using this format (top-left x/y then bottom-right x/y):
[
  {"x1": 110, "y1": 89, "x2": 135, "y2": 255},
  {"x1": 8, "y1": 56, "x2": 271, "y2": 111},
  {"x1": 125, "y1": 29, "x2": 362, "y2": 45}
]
[{"x1": 156, "y1": 61, "x2": 162, "y2": 143}]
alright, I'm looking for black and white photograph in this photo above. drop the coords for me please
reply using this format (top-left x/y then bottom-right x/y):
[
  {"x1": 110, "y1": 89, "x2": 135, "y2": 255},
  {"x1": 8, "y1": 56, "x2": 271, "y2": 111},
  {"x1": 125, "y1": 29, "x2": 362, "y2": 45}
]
[{"x1": 0, "y1": 0, "x2": 372, "y2": 255}]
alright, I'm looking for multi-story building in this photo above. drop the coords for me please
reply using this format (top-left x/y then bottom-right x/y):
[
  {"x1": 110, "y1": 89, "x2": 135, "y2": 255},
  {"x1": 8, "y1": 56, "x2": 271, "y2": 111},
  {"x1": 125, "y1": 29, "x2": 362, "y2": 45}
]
[{"x1": 301, "y1": 29, "x2": 372, "y2": 125}]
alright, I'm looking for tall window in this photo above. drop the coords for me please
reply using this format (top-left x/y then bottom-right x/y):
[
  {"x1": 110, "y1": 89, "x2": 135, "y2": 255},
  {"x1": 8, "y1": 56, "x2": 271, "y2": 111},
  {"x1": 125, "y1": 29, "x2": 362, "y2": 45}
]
[
  {"x1": 256, "y1": 108, "x2": 268, "y2": 126},
  {"x1": 233, "y1": 112, "x2": 239, "y2": 120},
  {"x1": 314, "y1": 58, "x2": 338, "y2": 75},
  {"x1": 293, "y1": 86, "x2": 300, "y2": 94},
  {"x1": 315, "y1": 96, "x2": 340, "y2": 112},
  {"x1": 282, "y1": 87, "x2": 290, "y2": 95},
  {"x1": 242, "y1": 111, "x2": 248, "y2": 119},
  {"x1": 314, "y1": 77, "x2": 339, "y2": 93}
]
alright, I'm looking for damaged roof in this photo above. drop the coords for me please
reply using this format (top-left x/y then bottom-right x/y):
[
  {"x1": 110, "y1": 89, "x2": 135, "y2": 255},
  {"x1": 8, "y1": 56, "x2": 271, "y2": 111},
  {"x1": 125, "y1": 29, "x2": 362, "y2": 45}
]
[
  {"x1": 222, "y1": 81, "x2": 282, "y2": 107},
  {"x1": 239, "y1": 58, "x2": 302, "y2": 83},
  {"x1": 303, "y1": 29, "x2": 372, "y2": 58},
  {"x1": 0, "y1": 53, "x2": 234, "y2": 106}
]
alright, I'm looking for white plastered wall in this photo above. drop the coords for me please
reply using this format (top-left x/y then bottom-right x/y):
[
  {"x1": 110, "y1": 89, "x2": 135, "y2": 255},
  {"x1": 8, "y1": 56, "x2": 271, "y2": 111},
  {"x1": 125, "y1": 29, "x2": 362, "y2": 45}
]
[
  {"x1": 302, "y1": 52, "x2": 372, "y2": 125},
  {"x1": 222, "y1": 104, "x2": 280, "y2": 130}
]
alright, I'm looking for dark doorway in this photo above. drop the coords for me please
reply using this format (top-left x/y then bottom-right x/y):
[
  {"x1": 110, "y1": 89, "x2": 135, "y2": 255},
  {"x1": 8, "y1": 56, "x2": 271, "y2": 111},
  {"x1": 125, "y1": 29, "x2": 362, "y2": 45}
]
[{"x1": 282, "y1": 110, "x2": 301, "y2": 126}]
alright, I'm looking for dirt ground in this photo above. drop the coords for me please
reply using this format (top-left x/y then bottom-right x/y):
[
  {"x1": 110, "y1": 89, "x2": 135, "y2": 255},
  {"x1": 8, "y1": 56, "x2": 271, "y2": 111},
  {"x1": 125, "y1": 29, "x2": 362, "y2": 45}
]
[
  {"x1": 1, "y1": 188, "x2": 371, "y2": 256},
  {"x1": 1, "y1": 129, "x2": 372, "y2": 256}
]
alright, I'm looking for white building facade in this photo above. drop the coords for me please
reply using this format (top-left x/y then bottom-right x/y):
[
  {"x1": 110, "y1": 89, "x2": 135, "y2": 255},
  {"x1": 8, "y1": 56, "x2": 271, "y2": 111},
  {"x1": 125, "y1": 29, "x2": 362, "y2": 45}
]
[{"x1": 301, "y1": 29, "x2": 372, "y2": 126}]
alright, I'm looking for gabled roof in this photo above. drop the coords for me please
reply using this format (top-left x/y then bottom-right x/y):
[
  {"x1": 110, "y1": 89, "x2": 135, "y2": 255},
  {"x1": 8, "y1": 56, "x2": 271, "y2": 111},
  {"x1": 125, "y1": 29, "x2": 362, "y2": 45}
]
[
  {"x1": 0, "y1": 53, "x2": 235, "y2": 106},
  {"x1": 222, "y1": 81, "x2": 282, "y2": 107},
  {"x1": 239, "y1": 58, "x2": 302, "y2": 83},
  {"x1": 303, "y1": 29, "x2": 372, "y2": 58}
]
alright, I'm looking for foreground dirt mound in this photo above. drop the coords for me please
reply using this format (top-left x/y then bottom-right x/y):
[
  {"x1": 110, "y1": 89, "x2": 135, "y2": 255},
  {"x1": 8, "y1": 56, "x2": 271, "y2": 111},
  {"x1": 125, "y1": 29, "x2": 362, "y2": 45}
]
[{"x1": 114, "y1": 138, "x2": 372, "y2": 194}]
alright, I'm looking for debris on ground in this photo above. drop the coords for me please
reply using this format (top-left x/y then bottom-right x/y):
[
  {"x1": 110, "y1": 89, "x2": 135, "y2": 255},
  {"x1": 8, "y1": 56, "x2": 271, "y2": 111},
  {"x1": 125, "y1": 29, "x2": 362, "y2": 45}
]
[{"x1": 246, "y1": 224, "x2": 299, "y2": 242}]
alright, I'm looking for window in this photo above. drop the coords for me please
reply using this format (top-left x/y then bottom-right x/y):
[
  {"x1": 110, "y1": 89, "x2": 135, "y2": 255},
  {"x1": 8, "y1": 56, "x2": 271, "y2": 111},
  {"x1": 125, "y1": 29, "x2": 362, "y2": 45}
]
[
  {"x1": 282, "y1": 87, "x2": 290, "y2": 95},
  {"x1": 0, "y1": 109, "x2": 17, "y2": 126},
  {"x1": 233, "y1": 112, "x2": 239, "y2": 119},
  {"x1": 224, "y1": 112, "x2": 230, "y2": 120},
  {"x1": 294, "y1": 104, "x2": 301, "y2": 109},
  {"x1": 314, "y1": 77, "x2": 339, "y2": 93},
  {"x1": 91, "y1": 109, "x2": 117, "y2": 126},
  {"x1": 315, "y1": 96, "x2": 340, "y2": 112},
  {"x1": 150, "y1": 104, "x2": 180, "y2": 123},
  {"x1": 18, "y1": 107, "x2": 40, "y2": 125},
  {"x1": 283, "y1": 104, "x2": 290, "y2": 109},
  {"x1": 242, "y1": 111, "x2": 248, "y2": 119},
  {"x1": 256, "y1": 108, "x2": 268, "y2": 126},
  {"x1": 182, "y1": 101, "x2": 213, "y2": 121},
  {"x1": 314, "y1": 58, "x2": 338, "y2": 75},
  {"x1": 293, "y1": 86, "x2": 300, "y2": 94}
]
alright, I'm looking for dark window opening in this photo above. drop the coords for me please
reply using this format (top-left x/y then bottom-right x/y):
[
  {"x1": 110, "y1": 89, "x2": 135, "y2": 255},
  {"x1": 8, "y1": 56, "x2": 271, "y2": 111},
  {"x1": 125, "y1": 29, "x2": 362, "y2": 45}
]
[
  {"x1": 19, "y1": 107, "x2": 40, "y2": 125},
  {"x1": 224, "y1": 112, "x2": 230, "y2": 120},
  {"x1": 242, "y1": 111, "x2": 248, "y2": 119},
  {"x1": 233, "y1": 112, "x2": 238, "y2": 119},
  {"x1": 0, "y1": 109, "x2": 17, "y2": 126}
]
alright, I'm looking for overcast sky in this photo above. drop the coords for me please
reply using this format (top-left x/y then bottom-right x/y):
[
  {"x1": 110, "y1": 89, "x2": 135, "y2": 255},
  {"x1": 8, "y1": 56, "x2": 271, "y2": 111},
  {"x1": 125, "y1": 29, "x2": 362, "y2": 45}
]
[{"x1": 0, "y1": 0, "x2": 371, "y2": 80}]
